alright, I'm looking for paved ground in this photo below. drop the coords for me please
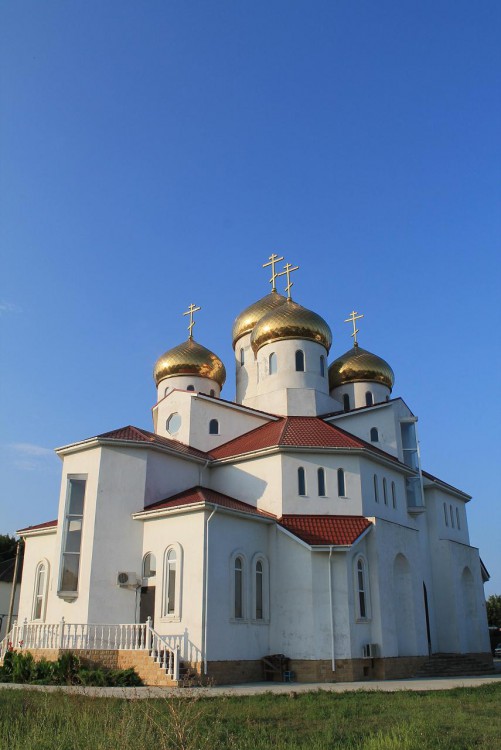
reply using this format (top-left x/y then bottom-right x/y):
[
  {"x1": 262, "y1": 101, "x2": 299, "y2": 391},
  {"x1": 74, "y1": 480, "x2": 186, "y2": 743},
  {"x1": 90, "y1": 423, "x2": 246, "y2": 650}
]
[{"x1": 1, "y1": 669, "x2": 500, "y2": 700}]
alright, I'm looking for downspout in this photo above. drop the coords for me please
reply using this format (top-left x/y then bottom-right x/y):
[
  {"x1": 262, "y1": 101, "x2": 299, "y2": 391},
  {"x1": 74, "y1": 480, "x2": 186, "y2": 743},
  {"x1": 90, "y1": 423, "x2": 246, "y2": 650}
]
[
  {"x1": 329, "y1": 546, "x2": 336, "y2": 671},
  {"x1": 198, "y1": 458, "x2": 209, "y2": 486},
  {"x1": 202, "y1": 505, "x2": 217, "y2": 675}
]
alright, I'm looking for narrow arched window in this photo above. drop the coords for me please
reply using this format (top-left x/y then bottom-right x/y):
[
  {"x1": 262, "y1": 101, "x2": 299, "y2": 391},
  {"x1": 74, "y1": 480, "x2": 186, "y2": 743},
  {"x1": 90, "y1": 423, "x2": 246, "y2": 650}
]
[
  {"x1": 356, "y1": 558, "x2": 367, "y2": 619},
  {"x1": 187, "y1": 385, "x2": 195, "y2": 392},
  {"x1": 343, "y1": 394, "x2": 350, "y2": 412},
  {"x1": 320, "y1": 356, "x2": 325, "y2": 377},
  {"x1": 240, "y1": 348, "x2": 244, "y2": 366},
  {"x1": 318, "y1": 468, "x2": 326, "y2": 496},
  {"x1": 391, "y1": 481, "x2": 396, "y2": 509},
  {"x1": 443, "y1": 502, "x2": 449, "y2": 526},
  {"x1": 234, "y1": 556, "x2": 243, "y2": 619},
  {"x1": 269, "y1": 352, "x2": 277, "y2": 374},
  {"x1": 370, "y1": 427, "x2": 379, "y2": 442},
  {"x1": 450, "y1": 504, "x2": 455, "y2": 528},
  {"x1": 383, "y1": 477, "x2": 388, "y2": 505},
  {"x1": 165, "y1": 549, "x2": 177, "y2": 615},
  {"x1": 337, "y1": 468, "x2": 345, "y2": 497},
  {"x1": 295, "y1": 350, "x2": 305, "y2": 372},
  {"x1": 32, "y1": 561, "x2": 48, "y2": 621},
  {"x1": 142, "y1": 553, "x2": 156, "y2": 579},
  {"x1": 209, "y1": 419, "x2": 219, "y2": 435},
  {"x1": 456, "y1": 508, "x2": 460, "y2": 530},
  {"x1": 255, "y1": 561, "x2": 263, "y2": 620},
  {"x1": 365, "y1": 392, "x2": 373, "y2": 407},
  {"x1": 374, "y1": 474, "x2": 379, "y2": 503},
  {"x1": 298, "y1": 467, "x2": 306, "y2": 496}
]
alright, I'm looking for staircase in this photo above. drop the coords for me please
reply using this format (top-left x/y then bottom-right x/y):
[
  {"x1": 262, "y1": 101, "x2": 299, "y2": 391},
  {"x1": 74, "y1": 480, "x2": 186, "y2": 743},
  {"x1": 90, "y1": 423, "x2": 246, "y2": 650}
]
[{"x1": 414, "y1": 653, "x2": 495, "y2": 678}]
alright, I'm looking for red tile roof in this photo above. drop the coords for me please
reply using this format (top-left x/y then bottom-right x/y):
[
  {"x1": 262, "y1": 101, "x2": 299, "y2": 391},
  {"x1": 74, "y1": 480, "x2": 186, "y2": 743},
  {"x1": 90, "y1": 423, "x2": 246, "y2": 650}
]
[
  {"x1": 143, "y1": 486, "x2": 275, "y2": 519},
  {"x1": 18, "y1": 519, "x2": 58, "y2": 534},
  {"x1": 279, "y1": 515, "x2": 372, "y2": 546},
  {"x1": 211, "y1": 416, "x2": 367, "y2": 459},
  {"x1": 97, "y1": 425, "x2": 209, "y2": 459}
]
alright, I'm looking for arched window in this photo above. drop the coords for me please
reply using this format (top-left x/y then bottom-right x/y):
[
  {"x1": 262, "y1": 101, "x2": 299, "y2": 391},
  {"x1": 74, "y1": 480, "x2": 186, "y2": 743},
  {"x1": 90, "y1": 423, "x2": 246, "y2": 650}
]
[
  {"x1": 142, "y1": 553, "x2": 156, "y2": 579},
  {"x1": 450, "y1": 504, "x2": 455, "y2": 528},
  {"x1": 298, "y1": 467, "x2": 306, "y2": 496},
  {"x1": 354, "y1": 556, "x2": 370, "y2": 620},
  {"x1": 165, "y1": 549, "x2": 177, "y2": 615},
  {"x1": 255, "y1": 560, "x2": 263, "y2": 620},
  {"x1": 320, "y1": 356, "x2": 325, "y2": 377},
  {"x1": 210, "y1": 389, "x2": 215, "y2": 397},
  {"x1": 365, "y1": 392, "x2": 373, "y2": 407},
  {"x1": 337, "y1": 468, "x2": 346, "y2": 497},
  {"x1": 295, "y1": 350, "x2": 305, "y2": 372},
  {"x1": 318, "y1": 468, "x2": 326, "y2": 496},
  {"x1": 209, "y1": 419, "x2": 219, "y2": 435},
  {"x1": 269, "y1": 352, "x2": 277, "y2": 374},
  {"x1": 391, "y1": 481, "x2": 396, "y2": 509},
  {"x1": 32, "y1": 561, "x2": 49, "y2": 621},
  {"x1": 383, "y1": 477, "x2": 388, "y2": 505},
  {"x1": 456, "y1": 507, "x2": 461, "y2": 530},
  {"x1": 234, "y1": 556, "x2": 244, "y2": 619},
  {"x1": 187, "y1": 385, "x2": 195, "y2": 392},
  {"x1": 370, "y1": 427, "x2": 379, "y2": 442},
  {"x1": 343, "y1": 394, "x2": 350, "y2": 412},
  {"x1": 374, "y1": 474, "x2": 379, "y2": 503},
  {"x1": 443, "y1": 502, "x2": 449, "y2": 526},
  {"x1": 164, "y1": 387, "x2": 169, "y2": 397},
  {"x1": 240, "y1": 348, "x2": 244, "y2": 366}
]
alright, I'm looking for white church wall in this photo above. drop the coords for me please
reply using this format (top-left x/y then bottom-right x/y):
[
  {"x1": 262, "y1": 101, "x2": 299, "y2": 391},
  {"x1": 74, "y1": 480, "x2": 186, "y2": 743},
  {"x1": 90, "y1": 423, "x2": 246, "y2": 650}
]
[
  {"x1": 210, "y1": 456, "x2": 281, "y2": 515},
  {"x1": 144, "y1": 451, "x2": 201, "y2": 507},
  {"x1": 359, "y1": 458, "x2": 409, "y2": 525},
  {"x1": 16, "y1": 529, "x2": 57, "y2": 627},
  {"x1": 281, "y1": 453, "x2": 363, "y2": 516},
  {"x1": 330, "y1": 382, "x2": 390, "y2": 412},
  {"x1": 87, "y1": 446, "x2": 148, "y2": 624},
  {"x1": 141, "y1": 511, "x2": 206, "y2": 655},
  {"x1": 329, "y1": 402, "x2": 401, "y2": 458},
  {"x1": 205, "y1": 513, "x2": 273, "y2": 661},
  {"x1": 235, "y1": 333, "x2": 258, "y2": 404}
]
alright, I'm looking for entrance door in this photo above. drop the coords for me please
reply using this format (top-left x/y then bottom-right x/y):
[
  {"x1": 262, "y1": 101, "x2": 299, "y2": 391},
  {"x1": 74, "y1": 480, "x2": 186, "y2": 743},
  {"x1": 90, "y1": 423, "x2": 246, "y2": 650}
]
[{"x1": 140, "y1": 586, "x2": 156, "y2": 625}]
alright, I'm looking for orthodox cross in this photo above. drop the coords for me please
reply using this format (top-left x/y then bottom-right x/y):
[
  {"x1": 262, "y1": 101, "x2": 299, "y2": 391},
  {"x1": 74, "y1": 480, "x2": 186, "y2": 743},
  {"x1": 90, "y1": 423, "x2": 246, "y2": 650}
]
[
  {"x1": 262, "y1": 253, "x2": 285, "y2": 291},
  {"x1": 344, "y1": 310, "x2": 364, "y2": 346},
  {"x1": 277, "y1": 262, "x2": 299, "y2": 299},
  {"x1": 183, "y1": 303, "x2": 201, "y2": 339}
]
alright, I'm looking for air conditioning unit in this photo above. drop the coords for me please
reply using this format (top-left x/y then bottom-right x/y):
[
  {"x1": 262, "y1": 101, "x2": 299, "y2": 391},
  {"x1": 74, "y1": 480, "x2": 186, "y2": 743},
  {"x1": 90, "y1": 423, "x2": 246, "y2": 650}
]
[
  {"x1": 362, "y1": 643, "x2": 379, "y2": 659},
  {"x1": 116, "y1": 572, "x2": 139, "y2": 587}
]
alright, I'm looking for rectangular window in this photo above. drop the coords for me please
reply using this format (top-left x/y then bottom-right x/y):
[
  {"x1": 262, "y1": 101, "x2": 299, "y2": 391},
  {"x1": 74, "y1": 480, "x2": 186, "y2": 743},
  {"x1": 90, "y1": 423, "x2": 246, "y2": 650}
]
[{"x1": 59, "y1": 478, "x2": 86, "y2": 594}]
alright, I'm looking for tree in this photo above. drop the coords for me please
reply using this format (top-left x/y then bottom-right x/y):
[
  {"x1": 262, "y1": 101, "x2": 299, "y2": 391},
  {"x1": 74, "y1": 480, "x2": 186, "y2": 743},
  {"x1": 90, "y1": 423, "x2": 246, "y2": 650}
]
[
  {"x1": 0, "y1": 535, "x2": 18, "y2": 565},
  {"x1": 486, "y1": 594, "x2": 501, "y2": 627}
]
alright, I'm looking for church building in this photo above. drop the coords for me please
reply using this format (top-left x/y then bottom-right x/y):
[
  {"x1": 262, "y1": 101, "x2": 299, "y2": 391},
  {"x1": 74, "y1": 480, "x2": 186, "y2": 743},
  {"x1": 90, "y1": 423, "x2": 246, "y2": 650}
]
[{"x1": 6, "y1": 258, "x2": 491, "y2": 684}]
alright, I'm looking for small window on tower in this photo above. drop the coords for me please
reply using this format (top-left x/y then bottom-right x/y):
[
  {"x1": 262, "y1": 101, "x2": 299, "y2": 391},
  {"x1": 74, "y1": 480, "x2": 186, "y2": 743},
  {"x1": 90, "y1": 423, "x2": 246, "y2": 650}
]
[
  {"x1": 240, "y1": 348, "x2": 244, "y2": 366},
  {"x1": 366, "y1": 392, "x2": 373, "y2": 407},
  {"x1": 337, "y1": 468, "x2": 346, "y2": 497},
  {"x1": 370, "y1": 427, "x2": 379, "y2": 442},
  {"x1": 343, "y1": 394, "x2": 350, "y2": 412},
  {"x1": 209, "y1": 419, "x2": 219, "y2": 435},
  {"x1": 187, "y1": 385, "x2": 195, "y2": 392},
  {"x1": 295, "y1": 350, "x2": 305, "y2": 372},
  {"x1": 269, "y1": 352, "x2": 277, "y2": 374},
  {"x1": 320, "y1": 356, "x2": 325, "y2": 377}
]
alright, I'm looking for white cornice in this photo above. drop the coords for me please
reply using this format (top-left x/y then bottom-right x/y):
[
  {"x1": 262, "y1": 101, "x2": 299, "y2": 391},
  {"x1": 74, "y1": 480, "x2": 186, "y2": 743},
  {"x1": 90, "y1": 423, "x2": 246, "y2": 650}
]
[{"x1": 55, "y1": 437, "x2": 208, "y2": 464}]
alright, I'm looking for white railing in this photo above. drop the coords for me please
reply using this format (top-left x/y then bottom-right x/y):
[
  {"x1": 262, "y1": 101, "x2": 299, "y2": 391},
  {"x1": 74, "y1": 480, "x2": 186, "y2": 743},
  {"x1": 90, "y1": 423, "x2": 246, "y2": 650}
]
[{"x1": 0, "y1": 617, "x2": 180, "y2": 681}]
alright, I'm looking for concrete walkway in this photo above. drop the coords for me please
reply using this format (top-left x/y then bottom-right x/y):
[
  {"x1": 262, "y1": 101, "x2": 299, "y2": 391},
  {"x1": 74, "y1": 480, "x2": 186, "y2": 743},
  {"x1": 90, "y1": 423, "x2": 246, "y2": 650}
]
[{"x1": 1, "y1": 671, "x2": 500, "y2": 700}]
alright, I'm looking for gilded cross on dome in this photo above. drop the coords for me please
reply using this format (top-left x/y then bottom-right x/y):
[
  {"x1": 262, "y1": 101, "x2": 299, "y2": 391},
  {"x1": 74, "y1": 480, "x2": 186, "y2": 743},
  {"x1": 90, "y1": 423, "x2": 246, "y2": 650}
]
[
  {"x1": 262, "y1": 253, "x2": 285, "y2": 291},
  {"x1": 344, "y1": 310, "x2": 364, "y2": 346},
  {"x1": 183, "y1": 303, "x2": 201, "y2": 339},
  {"x1": 277, "y1": 262, "x2": 299, "y2": 299}
]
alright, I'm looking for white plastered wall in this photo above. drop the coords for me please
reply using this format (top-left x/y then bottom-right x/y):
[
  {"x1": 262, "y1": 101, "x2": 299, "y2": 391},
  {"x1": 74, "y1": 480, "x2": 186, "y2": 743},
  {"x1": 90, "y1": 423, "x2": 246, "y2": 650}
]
[
  {"x1": 16, "y1": 530, "x2": 57, "y2": 626},
  {"x1": 330, "y1": 382, "x2": 391, "y2": 411}
]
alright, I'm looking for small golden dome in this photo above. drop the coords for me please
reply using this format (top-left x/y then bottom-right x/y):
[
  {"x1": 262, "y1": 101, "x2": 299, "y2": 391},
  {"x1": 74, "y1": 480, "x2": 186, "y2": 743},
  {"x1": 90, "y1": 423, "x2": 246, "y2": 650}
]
[
  {"x1": 153, "y1": 338, "x2": 226, "y2": 388},
  {"x1": 328, "y1": 345, "x2": 394, "y2": 390},
  {"x1": 250, "y1": 298, "x2": 332, "y2": 354},
  {"x1": 232, "y1": 290, "x2": 287, "y2": 349}
]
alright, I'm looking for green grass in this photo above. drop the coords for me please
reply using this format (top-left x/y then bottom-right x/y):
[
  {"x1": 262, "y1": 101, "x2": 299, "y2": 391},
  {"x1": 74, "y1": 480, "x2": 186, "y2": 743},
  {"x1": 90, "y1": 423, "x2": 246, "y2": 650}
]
[{"x1": 0, "y1": 683, "x2": 500, "y2": 750}]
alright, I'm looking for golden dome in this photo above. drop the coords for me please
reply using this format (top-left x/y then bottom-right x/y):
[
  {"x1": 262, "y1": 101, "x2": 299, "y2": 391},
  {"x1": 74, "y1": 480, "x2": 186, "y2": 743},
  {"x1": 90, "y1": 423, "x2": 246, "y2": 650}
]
[
  {"x1": 250, "y1": 298, "x2": 332, "y2": 354},
  {"x1": 328, "y1": 345, "x2": 394, "y2": 390},
  {"x1": 232, "y1": 290, "x2": 287, "y2": 349},
  {"x1": 153, "y1": 338, "x2": 226, "y2": 388}
]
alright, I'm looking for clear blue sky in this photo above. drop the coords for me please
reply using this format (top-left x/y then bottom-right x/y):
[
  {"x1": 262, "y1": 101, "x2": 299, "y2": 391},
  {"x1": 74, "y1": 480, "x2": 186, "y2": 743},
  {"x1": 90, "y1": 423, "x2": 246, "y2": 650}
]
[{"x1": 1, "y1": 1, "x2": 500, "y2": 595}]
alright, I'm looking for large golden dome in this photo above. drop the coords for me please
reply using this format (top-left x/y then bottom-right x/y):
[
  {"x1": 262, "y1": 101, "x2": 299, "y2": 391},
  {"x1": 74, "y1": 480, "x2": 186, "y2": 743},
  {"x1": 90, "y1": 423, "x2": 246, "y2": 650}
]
[
  {"x1": 328, "y1": 345, "x2": 394, "y2": 390},
  {"x1": 232, "y1": 290, "x2": 287, "y2": 349},
  {"x1": 250, "y1": 298, "x2": 332, "y2": 354},
  {"x1": 154, "y1": 338, "x2": 226, "y2": 388}
]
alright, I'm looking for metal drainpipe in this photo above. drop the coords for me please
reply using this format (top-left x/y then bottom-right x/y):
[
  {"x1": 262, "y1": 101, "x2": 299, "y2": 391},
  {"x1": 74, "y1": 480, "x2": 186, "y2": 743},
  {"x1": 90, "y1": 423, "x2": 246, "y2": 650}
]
[
  {"x1": 329, "y1": 546, "x2": 336, "y2": 671},
  {"x1": 203, "y1": 506, "x2": 217, "y2": 675}
]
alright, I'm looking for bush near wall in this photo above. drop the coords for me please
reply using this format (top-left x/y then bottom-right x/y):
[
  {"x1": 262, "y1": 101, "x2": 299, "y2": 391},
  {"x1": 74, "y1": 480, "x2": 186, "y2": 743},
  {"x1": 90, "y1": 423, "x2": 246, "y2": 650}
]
[{"x1": 0, "y1": 649, "x2": 142, "y2": 686}]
